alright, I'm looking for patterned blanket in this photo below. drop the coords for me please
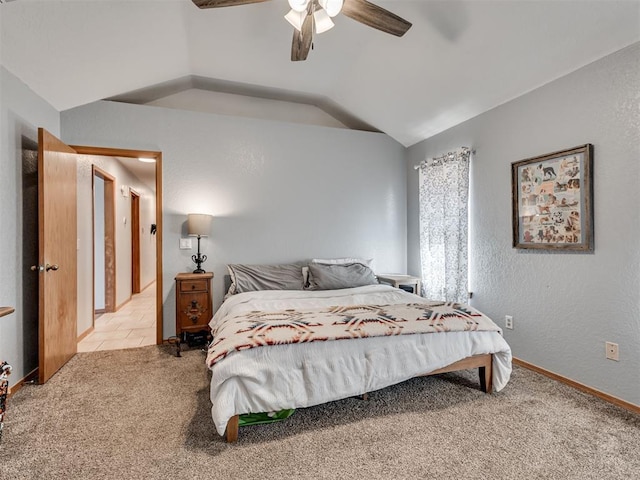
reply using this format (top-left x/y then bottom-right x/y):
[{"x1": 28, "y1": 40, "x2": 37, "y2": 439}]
[{"x1": 206, "y1": 302, "x2": 501, "y2": 368}]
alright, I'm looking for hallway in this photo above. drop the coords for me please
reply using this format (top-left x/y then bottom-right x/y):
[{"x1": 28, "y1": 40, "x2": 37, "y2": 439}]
[{"x1": 77, "y1": 283, "x2": 156, "y2": 352}]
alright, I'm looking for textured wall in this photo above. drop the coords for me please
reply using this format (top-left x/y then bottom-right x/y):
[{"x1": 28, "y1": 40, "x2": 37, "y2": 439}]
[
  {"x1": 61, "y1": 101, "x2": 407, "y2": 339},
  {"x1": 0, "y1": 66, "x2": 60, "y2": 387},
  {"x1": 407, "y1": 43, "x2": 640, "y2": 405}
]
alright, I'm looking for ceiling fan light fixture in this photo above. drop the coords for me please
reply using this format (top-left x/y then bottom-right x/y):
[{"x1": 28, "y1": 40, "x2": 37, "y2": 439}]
[
  {"x1": 313, "y1": 7, "x2": 334, "y2": 34},
  {"x1": 284, "y1": 9, "x2": 307, "y2": 31},
  {"x1": 288, "y1": 0, "x2": 310, "y2": 13},
  {"x1": 191, "y1": 0, "x2": 412, "y2": 61},
  {"x1": 318, "y1": 0, "x2": 343, "y2": 17}
]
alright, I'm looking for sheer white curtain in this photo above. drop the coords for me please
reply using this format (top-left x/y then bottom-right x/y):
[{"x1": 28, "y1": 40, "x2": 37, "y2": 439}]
[{"x1": 418, "y1": 148, "x2": 471, "y2": 303}]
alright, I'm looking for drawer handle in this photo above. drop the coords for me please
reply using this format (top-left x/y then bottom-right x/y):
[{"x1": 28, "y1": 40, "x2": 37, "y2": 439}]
[
  {"x1": 191, "y1": 284, "x2": 195, "y2": 290},
  {"x1": 184, "y1": 300, "x2": 205, "y2": 324}
]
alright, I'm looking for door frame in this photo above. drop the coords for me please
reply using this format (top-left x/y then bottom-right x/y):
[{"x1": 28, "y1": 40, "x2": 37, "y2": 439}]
[
  {"x1": 92, "y1": 165, "x2": 116, "y2": 315},
  {"x1": 73, "y1": 145, "x2": 163, "y2": 344},
  {"x1": 130, "y1": 188, "x2": 141, "y2": 295}
]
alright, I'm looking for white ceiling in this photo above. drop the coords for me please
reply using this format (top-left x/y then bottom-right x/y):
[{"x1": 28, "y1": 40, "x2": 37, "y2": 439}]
[
  {"x1": 115, "y1": 156, "x2": 157, "y2": 193},
  {"x1": 1, "y1": 0, "x2": 639, "y2": 147}
]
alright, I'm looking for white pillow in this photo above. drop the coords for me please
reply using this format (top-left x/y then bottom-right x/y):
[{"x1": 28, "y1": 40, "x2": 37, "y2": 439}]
[{"x1": 311, "y1": 258, "x2": 373, "y2": 267}]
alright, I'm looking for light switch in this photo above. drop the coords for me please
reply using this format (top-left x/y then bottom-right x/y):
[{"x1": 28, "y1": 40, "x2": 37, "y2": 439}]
[{"x1": 179, "y1": 238, "x2": 192, "y2": 250}]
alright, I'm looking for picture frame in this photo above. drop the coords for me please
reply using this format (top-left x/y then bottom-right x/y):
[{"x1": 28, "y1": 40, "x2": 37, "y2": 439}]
[{"x1": 512, "y1": 144, "x2": 593, "y2": 250}]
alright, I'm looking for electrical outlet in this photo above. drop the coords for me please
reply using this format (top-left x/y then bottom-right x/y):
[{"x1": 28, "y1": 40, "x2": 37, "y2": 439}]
[
  {"x1": 605, "y1": 342, "x2": 619, "y2": 361},
  {"x1": 505, "y1": 315, "x2": 513, "y2": 330}
]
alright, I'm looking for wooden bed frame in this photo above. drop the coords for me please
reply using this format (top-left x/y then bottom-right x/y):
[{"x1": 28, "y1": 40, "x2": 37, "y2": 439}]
[{"x1": 223, "y1": 353, "x2": 493, "y2": 442}]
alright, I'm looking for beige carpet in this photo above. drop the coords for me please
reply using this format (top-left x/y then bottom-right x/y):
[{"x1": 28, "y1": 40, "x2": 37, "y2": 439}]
[{"x1": 1, "y1": 345, "x2": 638, "y2": 480}]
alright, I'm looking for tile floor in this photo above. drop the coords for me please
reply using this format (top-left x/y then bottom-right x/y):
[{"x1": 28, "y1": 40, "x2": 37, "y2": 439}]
[{"x1": 77, "y1": 283, "x2": 157, "y2": 352}]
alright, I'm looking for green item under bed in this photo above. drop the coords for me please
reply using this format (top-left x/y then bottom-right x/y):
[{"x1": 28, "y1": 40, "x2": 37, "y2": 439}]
[{"x1": 238, "y1": 409, "x2": 295, "y2": 426}]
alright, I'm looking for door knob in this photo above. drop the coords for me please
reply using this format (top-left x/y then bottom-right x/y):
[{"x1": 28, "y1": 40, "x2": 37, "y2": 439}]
[
  {"x1": 45, "y1": 264, "x2": 59, "y2": 271},
  {"x1": 30, "y1": 265, "x2": 44, "y2": 272}
]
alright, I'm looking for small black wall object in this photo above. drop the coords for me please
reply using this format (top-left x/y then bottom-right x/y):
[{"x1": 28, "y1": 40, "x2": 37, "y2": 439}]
[{"x1": 150, "y1": 224, "x2": 157, "y2": 235}]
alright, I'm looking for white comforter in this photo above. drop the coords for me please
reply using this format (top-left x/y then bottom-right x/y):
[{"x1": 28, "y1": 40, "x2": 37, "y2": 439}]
[{"x1": 208, "y1": 285, "x2": 512, "y2": 436}]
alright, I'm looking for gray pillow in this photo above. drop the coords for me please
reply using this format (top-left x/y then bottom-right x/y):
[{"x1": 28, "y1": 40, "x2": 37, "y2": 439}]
[
  {"x1": 307, "y1": 262, "x2": 378, "y2": 290},
  {"x1": 227, "y1": 263, "x2": 305, "y2": 294}
]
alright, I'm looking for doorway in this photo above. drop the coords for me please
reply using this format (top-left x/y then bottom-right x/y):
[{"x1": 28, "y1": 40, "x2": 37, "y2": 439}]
[{"x1": 72, "y1": 146, "x2": 164, "y2": 346}]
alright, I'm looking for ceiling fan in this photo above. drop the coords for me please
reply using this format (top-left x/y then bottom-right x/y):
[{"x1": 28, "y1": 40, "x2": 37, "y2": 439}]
[{"x1": 192, "y1": 0, "x2": 412, "y2": 61}]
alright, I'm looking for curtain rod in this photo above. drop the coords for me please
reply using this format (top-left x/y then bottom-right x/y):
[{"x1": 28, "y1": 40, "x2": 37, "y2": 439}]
[{"x1": 413, "y1": 147, "x2": 475, "y2": 170}]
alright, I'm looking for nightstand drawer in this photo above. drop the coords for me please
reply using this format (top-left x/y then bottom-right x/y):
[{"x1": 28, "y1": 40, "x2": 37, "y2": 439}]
[
  {"x1": 178, "y1": 292, "x2": 210, "y2": 330},
  {"x1": 179, "y1": 279, "x2": 208, "y2": 293}
]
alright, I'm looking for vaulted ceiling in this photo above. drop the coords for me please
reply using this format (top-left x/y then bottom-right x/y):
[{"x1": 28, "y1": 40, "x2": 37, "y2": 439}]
[{"x1": 1, "y1": 0, "x2": 639, "y2": 147}]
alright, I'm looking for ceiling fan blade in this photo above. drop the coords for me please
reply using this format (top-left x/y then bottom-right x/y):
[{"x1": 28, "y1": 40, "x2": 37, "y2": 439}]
[
  {"x1": 291, "y1": 12, "x2": 313, "y2": 62},
  {"x1": 192, "y1": 0, "x2": 270, "y2": 9},
  {"x1": 341, "y1": 0, "x2": 412, "y2": 37}
]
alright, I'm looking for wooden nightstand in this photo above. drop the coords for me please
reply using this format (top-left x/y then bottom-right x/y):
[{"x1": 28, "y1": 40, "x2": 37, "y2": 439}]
[
  {"x1": 175, "y1": 272, "x2": 213, "y2": 347},
  {"x1": 377, "y1": 274, "x2": 421, "y2": 296}
]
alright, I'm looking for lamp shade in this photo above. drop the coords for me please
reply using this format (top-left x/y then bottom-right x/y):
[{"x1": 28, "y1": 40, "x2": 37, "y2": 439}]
[
  {"x1": 319, "y1": 0, "x2": 343, "y2": 17},
  {"x1": 288, "y1": 0, "x2": 309, "y2": 13},
  {"x1": 285, "y1": 9, "x2": 306, "y2": 31},
  {"x1": 187, "y1": 214, "x2": 213, "y2": 237},
  {"x1": 313, "y1": 8, "x2": 334, "y2": 34}
]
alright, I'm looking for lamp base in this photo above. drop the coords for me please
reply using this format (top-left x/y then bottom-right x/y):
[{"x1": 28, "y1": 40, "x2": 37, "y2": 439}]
[{"x1": 191, "y1": 236, "x2": 207, "y2": 274}]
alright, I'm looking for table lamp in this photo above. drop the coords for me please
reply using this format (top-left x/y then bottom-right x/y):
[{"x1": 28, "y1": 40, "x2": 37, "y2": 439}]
[{"x1": 187, "y1": 213, "x2": 212, "y2": 273}]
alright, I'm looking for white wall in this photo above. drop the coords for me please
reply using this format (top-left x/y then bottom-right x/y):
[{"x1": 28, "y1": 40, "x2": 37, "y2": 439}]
[
  {"x1": 61, "y1": 101, "x2": 407, "y2": 339},
  {"x1": 139, "y1": 183, "x2": 157, "y2": 291},
  {"x1": 0, "y1": 66, "x2": 60, "y2": 387},
  {"x1": 406, "y1": 43, "x2": 640, "y2": 406},
  {"x1": 76, "y1": 155, "x2": 157, "y2": 336}
]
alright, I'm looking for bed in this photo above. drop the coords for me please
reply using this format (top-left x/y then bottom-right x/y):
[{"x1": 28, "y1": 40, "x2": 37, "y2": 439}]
[{"x1": 206, "y1": 262, "x2": 512, "y2": 442}]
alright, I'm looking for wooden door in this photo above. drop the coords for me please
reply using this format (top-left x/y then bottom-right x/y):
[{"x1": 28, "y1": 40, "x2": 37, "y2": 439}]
[
  {"x1": 130, "y1": 190, "x2": 141, "y2": 294},
  {"x1": 38, "y1": 128, "x2": 78, "y2": 384}
]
